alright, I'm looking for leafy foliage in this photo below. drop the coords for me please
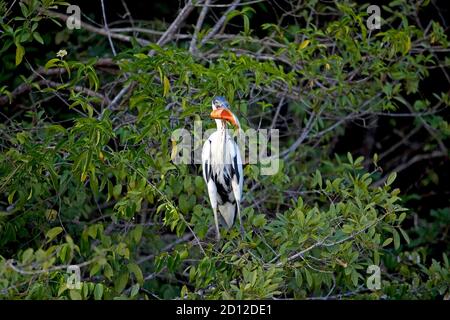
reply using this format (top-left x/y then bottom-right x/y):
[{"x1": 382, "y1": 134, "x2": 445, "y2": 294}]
[{"x1": 0, "y1": 0, "x2": 449, "y2": 299}]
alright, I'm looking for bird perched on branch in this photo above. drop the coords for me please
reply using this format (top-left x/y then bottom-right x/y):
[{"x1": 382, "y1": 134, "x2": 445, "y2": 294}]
[{"x1": 201, "y1": 96, "x2": 244, "y2": 240}]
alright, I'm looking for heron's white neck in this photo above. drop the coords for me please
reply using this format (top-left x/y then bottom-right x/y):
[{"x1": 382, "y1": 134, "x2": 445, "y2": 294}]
[
  {"x1": 214, "y1": 119, "x2": 228, "y2": 165},
  {"x1": 215, "y1": 119, "x2": 226, "y2": 131}
]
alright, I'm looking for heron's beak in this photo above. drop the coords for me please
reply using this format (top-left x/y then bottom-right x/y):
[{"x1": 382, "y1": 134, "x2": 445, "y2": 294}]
[{"x1": 210, "y1": 108, "x2": 239, "y2": 128}]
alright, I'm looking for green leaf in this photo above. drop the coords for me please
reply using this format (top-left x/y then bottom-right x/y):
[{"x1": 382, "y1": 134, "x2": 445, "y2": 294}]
[
  {"x1": 297, "y1": 209, "x2": 305, "y2": 227},
  {"x1": 194, "y1": 176, "x2": 204, "y2": 190},
  {"x1": 22, "y1": 248, "x2": 34, "y2": 263},
  {"x1": 94, "y1": 284, "x2": 104, "y2": 300},
  {"x1": 113, "y1": 184, "x2": 122, "y2": 198},
  {"x1": 163, "y1": 76, "x2": 170, "y2": 97},
  {"x1": 180, "y1": 285, "x2": 188, "y2": 298},
  {"x1": 90, "y1": 263, "x2": 102, "y2": 277},
  {"x1": 179, "y1": 194, "x2": 195, "y2": 214},
  {"x1": 382, "y1": 237, "x2": 393, "y2": 247},
  {"x1": 7, "y1": 190, "x2": 16, "y2": 205},
  {"x1": 386, "y1": 172, "x2": 397, "y2": 186},
  {"x1": 82, "y1": 283, "x2": 89, "y2": 299},
  {"x1": 130, "y1": 283, "x2": 140, "y2": 297},
  {"x1": 127, "y1": 263, "x2": 144, "y2": 285},
  {"x1": 250, "y1": 270, "x2": 257, "y2": 287},
  {"x1": 115, "y1": 272, "x2": 129, "y2": 293},
  {"x1": 45, "y1": 209, "x2": 58, "y2": 221},
  {"x1": 298, "y1": 39, "x2": 310, "y2": 50},
  {"x1": 398, "y1": 212, "x2": 407, "y2": 224},
  {"x1": 393, "y1": 229, "x2": 401, "y2": 250},
  {"x1": 253, "y1": 214, "x2": 266, "y2": 228},
  {"x1": 104, "y1": 263, "x2": 114, "y2": 280},
  {"x1": 342, "y1": 224, "x2": 353, "y2": 234},
  {"x1": 19, "y1": 2, "x2": 28, "y2": 17},
  {"x1": 304, "y1": 268, "x2": 313, "y2": 288},
  {"x1": 226, "y1": 9, "x2": 241, "y2": 23},
  {"x1": 89, "y1": 168, "x2": 99, "y2": 197},
  {"x1": 354, "y1": 156, "x2": 364, "y2": 166},
  {"x1": 15, "y1": 44, "x2": 25, "y2": 66},
  {"x1": 46, "y1": 227, "x2": 63, "y2": 241},
  {"x1": 351, "y1": 270, "x2": 359, "y2": 287},
  {"x1": 132, "y1": 225, "x2": 143, "y2": 243},
  {"x1": 107, "y1": 180, "x2": 113, "y2": 201},
  {"x1": 347, "y1": 152, "x2": 353, "y2": 165},
  {"x1": 33, "y1": 32, "x2": 44, "y2": 44},
  {"x1": 399, "y1": 227, "x2": 410, "y2": 244},
  {"x1": 69, "y1": 289, "x2": 82, "y2": 300},
  {"x1": 45, "y1": 58, "x2": 60, "y2": 70},
  {"x1": 315, "y1": 169, "x2": 322, "y2": 188},
  {"x1": 243, "y1": 15, "x2": 250, "y2": 34},
  {"x1": 374, "y1": 250, "x2": 380, "y2": 266},
  {"x1": 133, "y1": 53, "x2": 148, "y2": 59},
  {"x1": 189, "y1": 266, "x2": 196, "y2": 282}
]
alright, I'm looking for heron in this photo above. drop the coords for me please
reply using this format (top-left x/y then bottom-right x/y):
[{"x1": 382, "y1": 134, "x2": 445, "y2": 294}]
[{"x1": 201, "y1": 96, "x2": 244, "y2": 241}]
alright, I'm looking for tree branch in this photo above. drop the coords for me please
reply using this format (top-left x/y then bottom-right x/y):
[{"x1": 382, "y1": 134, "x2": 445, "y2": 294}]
[
  {"x1": 44, "y1": 9, "x2": 150, "y2": 46},
  {"x1": 100, "y1": 0, "x2": 117, "y2": 56},
  {"x1": 200, "y1": 0, "x2": 241, "y2": 46},
  {"x1": 6, "y1": 258, "x2": 98, "y2": 276},
  {"x1": 189, "y1": 0, "x2": 211, "y2": 54},
  {"x1": 156, "y1": 0, "x2": 195, "y2": 47},
  {"x1": 0, "y1": 59, "x2": 115, "y2": 106}
]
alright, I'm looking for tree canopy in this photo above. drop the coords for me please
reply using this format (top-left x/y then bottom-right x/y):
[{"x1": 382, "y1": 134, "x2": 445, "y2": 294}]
[{"x1": 0, "y1": 0, "x2": 449, "y2": 300}]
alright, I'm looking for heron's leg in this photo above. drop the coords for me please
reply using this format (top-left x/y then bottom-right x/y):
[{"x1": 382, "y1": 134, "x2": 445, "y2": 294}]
[
  {"x1": 237, "y1": 203, "x2": 244, "y2": 238},
  {"x1": 213, "y1": 206, "x2": 220, "y2": 241}
]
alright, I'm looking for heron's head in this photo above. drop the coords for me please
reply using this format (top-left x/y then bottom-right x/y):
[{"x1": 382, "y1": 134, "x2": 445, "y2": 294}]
[
  {"x1": 212, "y1": 96, "x2": 230, "y2": 110},
  {"x1": 210, "y1": 96, "x2": 240, "y2": 128}
]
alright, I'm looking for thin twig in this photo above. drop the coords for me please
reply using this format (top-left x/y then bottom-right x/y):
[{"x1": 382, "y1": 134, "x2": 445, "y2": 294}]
[
  {"x1": 102, "y1": 0, "x2": 196, "y2": 116},
  {"x1": 44, "y1": 10, "x2": 150, "y2": 46},
  {"x1": 0, "y1": 59, "x2": 115, "y2": 106},
  {"x1": 189, "y1": 0, "x2": 211, "y2": 54},
  {"x1": 270, "y1": 96, "x2": 285, "y2": 129},
  {"x1": 194, "y1": 0, "x2": 265, "y2": 7},
  {"x1": 137, "y1": 233, "x2": 194, "y2": 264},
  {"x1": 280, "y1": 106, "x2": 321, "y2": 159},
  {"x1": 200, "y1": 0, "x2": 241, "y2": 46},
  {"x1": 156, "y1": 0, "x2": 195, "y2": 47},
  {"x1": 100, "y1": 0, "x2": 117, "y2": 56},
  {"x1": 372, "y1": 151, "x2": 446, "y2": 187},
  {"x1": 272, "y1": 212, "x2": 388, "y2": 267},
  {"x1": 7, "y1": 258, "x2": 98, "y2": 275}
]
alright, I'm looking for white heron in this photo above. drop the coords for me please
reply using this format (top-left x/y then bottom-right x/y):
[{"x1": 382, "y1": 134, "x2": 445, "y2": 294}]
[{"x1": 201, "y1": 96, "x2": 244, "y2": 240}]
